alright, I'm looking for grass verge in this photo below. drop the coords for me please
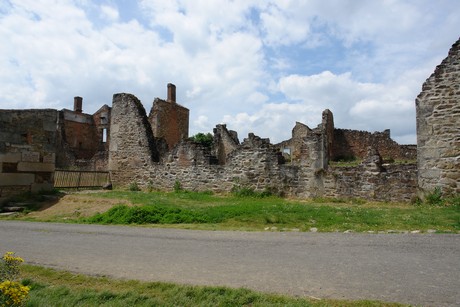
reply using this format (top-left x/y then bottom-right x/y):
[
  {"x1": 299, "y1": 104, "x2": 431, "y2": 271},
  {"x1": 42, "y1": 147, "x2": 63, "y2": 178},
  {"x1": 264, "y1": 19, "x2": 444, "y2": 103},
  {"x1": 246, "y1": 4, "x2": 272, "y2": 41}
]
[
  {"x1": 20, "y1": 265, "x2": 406, "y2": 306},
  {"x1": 10, "y1": 190, "x2": 459, "y2": 233}
]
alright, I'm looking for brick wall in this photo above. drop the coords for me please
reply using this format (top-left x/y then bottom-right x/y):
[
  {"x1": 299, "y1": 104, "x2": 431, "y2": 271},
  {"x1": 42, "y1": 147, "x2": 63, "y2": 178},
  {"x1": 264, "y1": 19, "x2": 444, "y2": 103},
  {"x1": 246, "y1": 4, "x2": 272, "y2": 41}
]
[{"x1": 149, "y1": 93, "x2": 189, "y2": 151}]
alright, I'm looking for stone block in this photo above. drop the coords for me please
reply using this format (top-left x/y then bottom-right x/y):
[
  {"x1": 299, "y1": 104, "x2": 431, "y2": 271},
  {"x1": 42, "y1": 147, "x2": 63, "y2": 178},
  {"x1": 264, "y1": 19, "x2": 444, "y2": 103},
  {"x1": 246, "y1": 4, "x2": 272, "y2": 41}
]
[
  {"x1": 0, "y1": 153, "x2": 21, "y2": 163},
  {"x1": 17, "y1": 162, "x2": 55, "y2": 172},
  {"x1": 0, "y1": 173, "x2": 35, "y2": 186},
  {"x1": 43, "y1": 153, "x2": 55, "y2": 164},
  {"x1": 22, "y1": 151, "x2": 40, "y2": 162}
]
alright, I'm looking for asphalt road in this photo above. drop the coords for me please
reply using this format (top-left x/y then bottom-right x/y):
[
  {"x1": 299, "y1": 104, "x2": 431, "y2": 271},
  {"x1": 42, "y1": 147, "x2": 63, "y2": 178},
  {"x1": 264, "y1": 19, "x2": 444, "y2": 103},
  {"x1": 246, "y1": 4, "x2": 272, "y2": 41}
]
[{"x1": 0, "y1": 221, "x2": 459, "y2": 306}]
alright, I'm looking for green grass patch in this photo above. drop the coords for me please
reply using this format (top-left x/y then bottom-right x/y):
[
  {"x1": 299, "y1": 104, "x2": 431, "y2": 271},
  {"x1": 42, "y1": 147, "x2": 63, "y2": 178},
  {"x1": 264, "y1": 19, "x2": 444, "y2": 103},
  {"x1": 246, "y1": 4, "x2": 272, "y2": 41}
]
[
  {"x1": 5, "y1": 190, "x2": 459, "y2": 233},
  {"x1": 76, "y1": 191, "x2": 460, "y2": 233},
  {"x1": 20, "y1": 265, "x2": 406, "y2": 306}
]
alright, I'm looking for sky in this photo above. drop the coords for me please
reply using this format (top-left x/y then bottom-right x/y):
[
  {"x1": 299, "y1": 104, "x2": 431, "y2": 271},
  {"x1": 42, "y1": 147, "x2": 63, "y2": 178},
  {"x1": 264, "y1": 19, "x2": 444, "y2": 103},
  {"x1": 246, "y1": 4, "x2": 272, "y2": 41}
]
[{"x1": 1, "y1": 1, "x2": 459, "y2": 144}]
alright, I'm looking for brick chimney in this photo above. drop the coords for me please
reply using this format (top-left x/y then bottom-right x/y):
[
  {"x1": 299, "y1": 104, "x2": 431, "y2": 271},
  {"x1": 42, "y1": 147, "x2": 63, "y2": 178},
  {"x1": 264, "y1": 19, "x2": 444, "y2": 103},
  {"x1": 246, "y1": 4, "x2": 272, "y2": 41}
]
[
  {"x1": 74, "y1": 96, "x2": 83, "y2": 113},
  {"x1": 167, "y1": 83, "x2": 176, "y2": 103}
]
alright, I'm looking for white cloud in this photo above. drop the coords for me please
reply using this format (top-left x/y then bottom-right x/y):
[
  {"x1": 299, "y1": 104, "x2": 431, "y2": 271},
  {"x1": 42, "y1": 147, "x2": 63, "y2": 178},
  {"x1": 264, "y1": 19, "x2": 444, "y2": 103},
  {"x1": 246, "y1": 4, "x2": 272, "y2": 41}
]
[
  {"x1": 0, "y1": 0, "x2": 459, "y2": 147},
  {"x1": 100, "y1": 4, "x2": 119, "y2": 22}
]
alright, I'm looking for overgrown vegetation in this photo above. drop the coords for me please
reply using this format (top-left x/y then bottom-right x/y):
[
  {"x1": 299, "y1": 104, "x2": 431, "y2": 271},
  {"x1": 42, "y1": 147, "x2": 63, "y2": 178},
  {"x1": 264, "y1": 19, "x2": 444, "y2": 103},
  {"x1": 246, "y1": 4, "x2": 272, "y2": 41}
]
[
  {"x1": 189, "y1": 132, "x2": 213, "y2": 148},
  {"x1": 128, "y1": 182, "x2": 141, "y2": 192},
  {"x1": 414, "y1": 187, "x2": 460, "y2": 207},
  {"x1": 231, "y1": 179, "x2": 274, "y2": 198},
  {"x1": 3, "y1": 188, "x2": 459, "y2": 233},
  {"x1": 20, "y1": 265, "x2": 406, "y2": 306},
  {"x1": 1, "y1": 251, "x2": 30, "y2": 306},
  {"x1": 74, "y1": 190, "x2": 460, "y2": 233},
  {"x1": 329, "y1": 155, "x2": 361, "y2": 167}
]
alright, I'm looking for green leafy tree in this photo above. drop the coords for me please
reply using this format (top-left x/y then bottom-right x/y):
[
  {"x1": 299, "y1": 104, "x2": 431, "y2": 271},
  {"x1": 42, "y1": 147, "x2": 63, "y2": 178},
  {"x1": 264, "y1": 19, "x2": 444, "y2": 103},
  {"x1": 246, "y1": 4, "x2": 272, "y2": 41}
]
[{"x1": 190, "y1": 133, "x2": 213, "y2": 148}]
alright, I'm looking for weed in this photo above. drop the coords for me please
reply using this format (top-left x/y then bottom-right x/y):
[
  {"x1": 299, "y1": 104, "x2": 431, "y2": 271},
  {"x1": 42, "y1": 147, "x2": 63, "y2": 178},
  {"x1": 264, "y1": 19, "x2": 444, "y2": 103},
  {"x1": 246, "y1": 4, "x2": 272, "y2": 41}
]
[
  {"x1": 231, "y1": 179, "x2": 273, "y2": 198},
  {"x1": 173, "y1": 180, "x2": 183, "y2": 193},
  {"x1": 146, "y1": 180, "x2": 154, "y2": 193},
  {"x1": 425, "y1": 187, "x2": 443, "y2": 206},
  {"x1": 128, "y1": 182, "x2": 141, "y2": 192}
]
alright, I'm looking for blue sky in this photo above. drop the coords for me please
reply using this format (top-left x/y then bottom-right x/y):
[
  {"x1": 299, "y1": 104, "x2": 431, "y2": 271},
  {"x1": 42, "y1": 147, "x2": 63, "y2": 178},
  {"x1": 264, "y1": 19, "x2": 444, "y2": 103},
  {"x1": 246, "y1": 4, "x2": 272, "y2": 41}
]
[{"x1": 1, "y1": 0, "x2": 459, "y2": 144}]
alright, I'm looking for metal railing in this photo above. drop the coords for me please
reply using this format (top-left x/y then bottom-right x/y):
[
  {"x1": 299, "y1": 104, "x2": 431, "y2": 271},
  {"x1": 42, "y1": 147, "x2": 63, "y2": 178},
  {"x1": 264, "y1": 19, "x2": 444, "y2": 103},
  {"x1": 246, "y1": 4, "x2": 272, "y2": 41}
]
[{"x1": 54, "y1": 170, "x2": 110, "y2": 189}]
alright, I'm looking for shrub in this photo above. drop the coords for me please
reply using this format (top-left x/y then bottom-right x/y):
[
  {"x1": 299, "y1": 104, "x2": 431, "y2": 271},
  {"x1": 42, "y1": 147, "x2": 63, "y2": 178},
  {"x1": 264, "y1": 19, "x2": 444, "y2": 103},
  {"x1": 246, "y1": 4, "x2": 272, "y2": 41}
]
[
  {"x1": 0, "y1": 252, "x2": 30, "y2": 306},
  {"x1": 425, "y1": 187, "x2": 443, "y2": 206},
  {"x1": 173, "y1": 180, "x2": 183, "y2": 193},
  {"x1": 128, "y1": 182, "x2": 141, "y2": 192},
  {"x1": 189, "y1": 132, "x2": 213, "y2": 148},
  {"x1": 147, "y1": 180, "x2": 154, "y2": 193},
  {"x1": 231, "y1": 184, "x2": 273, "y2": 198}
]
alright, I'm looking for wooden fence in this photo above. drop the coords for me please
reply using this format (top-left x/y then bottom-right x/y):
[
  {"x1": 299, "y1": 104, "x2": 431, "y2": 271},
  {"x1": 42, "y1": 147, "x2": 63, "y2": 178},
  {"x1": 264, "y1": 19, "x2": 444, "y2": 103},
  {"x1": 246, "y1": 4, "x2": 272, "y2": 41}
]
[{"x1": 54, "y1": 170, "x2": 110, "y2": 189}]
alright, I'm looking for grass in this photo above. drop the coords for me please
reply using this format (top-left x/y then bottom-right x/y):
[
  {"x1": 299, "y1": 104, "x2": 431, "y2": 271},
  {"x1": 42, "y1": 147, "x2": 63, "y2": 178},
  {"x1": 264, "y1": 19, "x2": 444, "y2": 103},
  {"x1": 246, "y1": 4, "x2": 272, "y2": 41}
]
[
  {"x1": 20, "y1": 265, "x2": 407, "y2": 306},
  {"x1": 8, "y1": 190, "x2": 457, "y2": 233}
]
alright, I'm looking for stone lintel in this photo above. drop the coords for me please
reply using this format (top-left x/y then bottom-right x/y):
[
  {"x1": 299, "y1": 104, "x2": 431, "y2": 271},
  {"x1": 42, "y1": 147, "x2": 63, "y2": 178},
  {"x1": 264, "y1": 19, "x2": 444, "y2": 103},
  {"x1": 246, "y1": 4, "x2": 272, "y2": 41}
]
[{"x1": 17, "y1": 162, "x2": 55, "y2": 172}]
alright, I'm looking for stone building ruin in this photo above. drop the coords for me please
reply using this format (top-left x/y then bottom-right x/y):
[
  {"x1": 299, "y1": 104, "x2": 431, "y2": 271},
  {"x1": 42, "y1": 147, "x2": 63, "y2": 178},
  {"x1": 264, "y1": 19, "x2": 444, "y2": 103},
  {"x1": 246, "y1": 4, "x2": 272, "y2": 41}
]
[
  {"x1": 1, "y1": 37, "x2": 459, "y2": 203},
  {"x1": 416, "y1": 38, "x2": 460, "y2": 196}
]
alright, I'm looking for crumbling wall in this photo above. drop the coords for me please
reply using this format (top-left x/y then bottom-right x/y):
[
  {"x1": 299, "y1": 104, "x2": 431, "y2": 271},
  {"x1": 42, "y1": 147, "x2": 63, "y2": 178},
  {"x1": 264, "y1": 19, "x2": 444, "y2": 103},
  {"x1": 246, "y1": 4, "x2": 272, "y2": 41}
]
[
  {"x1": 55, "y1": 100, "x2": 111, "y2": 171},
  {"x1": 323, "y1": 148, "x2": 417, "y2": 201},
  {"x1": 109, "y1": 93, "x2": 158, "y2": 187},
  {"x1": 213, "y1": 124, "x2": 239, "y2": 164},
  {"x1": 0, "y1": 109, "x2": 57, "y2": 201},
  {"x1": 149, "y1": 84, "x2": 189, "y2": 151},
  {"x1": 331, "y1": 128, "x2": 416, "y2": 161},
  {"x1": 416, "y1": 38, "x2": 460, "y2": 197},
  {"x1": 102, "y1": 91, "x2": 419, "y2": 201}
]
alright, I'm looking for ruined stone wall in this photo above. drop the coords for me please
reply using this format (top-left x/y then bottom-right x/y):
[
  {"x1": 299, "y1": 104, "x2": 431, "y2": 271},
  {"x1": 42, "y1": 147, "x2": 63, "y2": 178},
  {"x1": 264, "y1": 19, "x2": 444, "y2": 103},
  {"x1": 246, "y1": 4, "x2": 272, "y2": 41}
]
[
  {"x1": 61, "y1": 110, "x2": 99, "y2": 159},
  {"x1": 213, "y1": 124, "x2": 239, "y2": 165},
  {"x1": 322, "y1": 109, "x2": 335, "y2": 162},
  {"x1": 149, "y1": 98, "x2": 189, "y2": 151},
  {"x1": 416, "y1": 38, "x2": 460, "y2": 196},
  {"x1": 0, "y1": 109, "x2": 57, "y2": 201},
  {"x1": 55, "y1": 105, "x2": 110, "y2": 171},
  {"x1": 331, "y1": 128, "x2": 416, "y2": 161},
  {"x1": 109, "y1": 93, "x2": 158, "y2": 186},
  {"x1": 322, "y1": 164, "x2": 417, "y2": 202},
  {"x1": 323, "y1": 148, "x2": 417, "y2": 201},
  {"x1": 108, "y1": 94, "x2": 418, "y2": 201}
]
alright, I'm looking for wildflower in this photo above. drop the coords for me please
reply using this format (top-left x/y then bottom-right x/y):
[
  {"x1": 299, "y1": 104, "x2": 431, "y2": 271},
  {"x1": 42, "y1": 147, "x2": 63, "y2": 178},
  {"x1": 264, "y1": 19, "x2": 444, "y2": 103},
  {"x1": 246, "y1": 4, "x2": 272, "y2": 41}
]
[
  {"x1": 0, "y1": 280, "x2": 30, "y2": 306},
  {"x1": 0, "y1": 251, "x2": 29, "y2": 306}
]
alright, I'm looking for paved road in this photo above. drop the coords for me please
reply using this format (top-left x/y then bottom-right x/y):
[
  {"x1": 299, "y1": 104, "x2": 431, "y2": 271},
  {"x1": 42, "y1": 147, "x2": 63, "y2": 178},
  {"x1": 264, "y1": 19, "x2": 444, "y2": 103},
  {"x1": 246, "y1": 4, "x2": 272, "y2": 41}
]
[{"x1": 0, "y1": 221, "x2": 459, "y2": 306}]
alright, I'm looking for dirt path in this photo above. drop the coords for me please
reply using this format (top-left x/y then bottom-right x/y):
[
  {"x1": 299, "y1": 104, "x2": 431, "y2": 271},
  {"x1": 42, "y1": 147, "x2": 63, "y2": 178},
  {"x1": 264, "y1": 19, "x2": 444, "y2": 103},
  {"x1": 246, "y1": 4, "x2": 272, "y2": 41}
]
[
  {"x1": 1, "y1": 221, "x2": 459, "y2": 306},
  {"x1": 26, "y1": 193, "x2": 132, "y2": 220}
]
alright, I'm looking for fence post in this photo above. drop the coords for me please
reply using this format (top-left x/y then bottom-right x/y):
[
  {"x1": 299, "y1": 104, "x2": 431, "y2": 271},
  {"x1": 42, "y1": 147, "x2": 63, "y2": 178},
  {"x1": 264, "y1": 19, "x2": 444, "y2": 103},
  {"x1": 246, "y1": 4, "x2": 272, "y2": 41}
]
[{"x1": 77, "y1": 172, "x2": 82, "y2": 189}]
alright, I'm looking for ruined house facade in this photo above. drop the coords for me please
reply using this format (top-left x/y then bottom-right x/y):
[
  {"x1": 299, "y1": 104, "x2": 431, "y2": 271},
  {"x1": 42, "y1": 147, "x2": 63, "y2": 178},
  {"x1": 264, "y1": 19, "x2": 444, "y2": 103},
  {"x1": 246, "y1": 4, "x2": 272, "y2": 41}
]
[
  {"x1": 416, "y1": 39, "x2": 460, "y2": 196},
  {"x1": 1, "y1": 38, "x2": 459, "y2": 202},
  {"x1": 107, "y1": 91, "x2": 418, "y2": 202}
]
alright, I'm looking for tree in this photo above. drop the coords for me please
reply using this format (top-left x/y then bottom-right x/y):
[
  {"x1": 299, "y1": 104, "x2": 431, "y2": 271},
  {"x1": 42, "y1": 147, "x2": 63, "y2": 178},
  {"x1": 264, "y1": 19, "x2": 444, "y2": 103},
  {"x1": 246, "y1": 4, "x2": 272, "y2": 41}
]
[{"x1": 190, "y1": 132, "x2": 213, "y2": 148}]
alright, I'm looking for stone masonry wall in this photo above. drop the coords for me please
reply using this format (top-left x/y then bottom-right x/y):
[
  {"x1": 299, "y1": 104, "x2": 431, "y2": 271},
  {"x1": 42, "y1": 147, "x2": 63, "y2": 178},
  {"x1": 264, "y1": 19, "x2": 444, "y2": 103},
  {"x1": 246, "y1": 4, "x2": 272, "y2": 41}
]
[
  {"x1": 0, "y1": 109, "x2": 57, "y2": 202},
  {"x1": 416, "y1": 37, "x2": 460, "y2": 196},
  {"x1": 109, "y1": 93, "x2": 159, "y2": 186},
  {"x1": 332, "y1": 128, "x2": 416, "y2": 161},
  {"x1": 108, "y1": 94, "x2": 417, "y2": 202},
  {"x1": 323, "y1": 148, "x2": 417, "y2": 202}
]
